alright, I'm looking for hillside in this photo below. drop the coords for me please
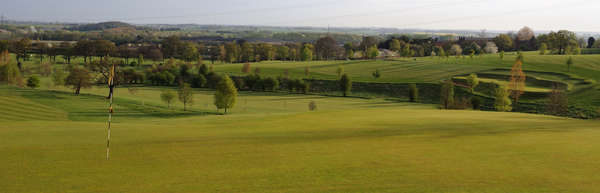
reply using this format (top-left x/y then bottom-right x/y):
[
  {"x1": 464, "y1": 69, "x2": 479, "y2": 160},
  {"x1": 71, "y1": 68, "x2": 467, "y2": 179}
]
[
  {"x1": 69, "y1": 21, "x2": 135, "y2": 31},
  {"x1": 1, "y1": 86, "x2": 600, "y2": 193}
]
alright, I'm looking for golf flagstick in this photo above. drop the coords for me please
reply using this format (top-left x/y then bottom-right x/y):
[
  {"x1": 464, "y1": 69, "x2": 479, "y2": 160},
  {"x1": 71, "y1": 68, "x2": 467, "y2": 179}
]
[{"x1": 106, "y1": 63, "x2": 115, "y2": 160}]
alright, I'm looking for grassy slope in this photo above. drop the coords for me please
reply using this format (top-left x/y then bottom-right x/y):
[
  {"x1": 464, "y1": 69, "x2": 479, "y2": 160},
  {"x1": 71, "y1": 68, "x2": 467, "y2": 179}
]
[
  {"x1": 208, "y1": 52, "x2": 600, "y2": 108},
  {"x1": 16, "y1": 52, "x2": 600, "y2": 108},
  {"x1": 1, "y1": 86, "x2": 600, "y2": 193},
  {"x1": 211, "y1": 52, "x2": 600, "y2": 83}
]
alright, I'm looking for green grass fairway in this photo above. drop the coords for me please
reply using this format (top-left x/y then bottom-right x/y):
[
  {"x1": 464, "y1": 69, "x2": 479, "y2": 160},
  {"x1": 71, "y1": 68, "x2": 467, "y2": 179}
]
[{"x1": 2, "y1": 86, "x2": 600, "y2": 193}]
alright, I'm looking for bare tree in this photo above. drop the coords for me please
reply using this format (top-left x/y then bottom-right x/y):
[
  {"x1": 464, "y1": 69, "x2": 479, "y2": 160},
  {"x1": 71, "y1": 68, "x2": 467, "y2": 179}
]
[
  {"x1": 547, "y1": 84, "x2": 568, "y2": 116},
  {"x1": 517, "y1": 26, "x2": 535, "y2": 41},
  {"x1": 509, "y1": 60, "x2": 526, "y2": 104}
]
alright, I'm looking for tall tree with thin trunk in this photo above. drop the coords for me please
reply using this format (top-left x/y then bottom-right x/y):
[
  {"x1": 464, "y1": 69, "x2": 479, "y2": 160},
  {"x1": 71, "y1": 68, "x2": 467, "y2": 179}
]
[
  {"x1": 214, "y1": 75, "x2": 238, "y2": 114},
  {"x1": 339, "y1": 74, "x2": 352, "y2": 97},
  {"x1": 160, "y1": 90, "x2": 176, "y2": 109},
  {"x1": 509, "y1": 60, "x2": 526, "y2": 104},
  {"x1": 178, "y1": 83, "x2": 194, "y2": 111},
  {"x1": 440, "y1": 80, "x2": 454, "y2": 109}
]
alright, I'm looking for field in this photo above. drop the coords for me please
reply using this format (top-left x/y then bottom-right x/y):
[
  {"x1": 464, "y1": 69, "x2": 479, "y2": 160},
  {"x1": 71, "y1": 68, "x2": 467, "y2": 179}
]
[
  {"x1": 2, "y1": 85, "x2": 600, "y2": 192},
  {"x1": 3, "y1": 51, "x2": 600, "y2": 192},
  {"x1": 207, "y1": 52, "x2": 600, "y2": 110}
]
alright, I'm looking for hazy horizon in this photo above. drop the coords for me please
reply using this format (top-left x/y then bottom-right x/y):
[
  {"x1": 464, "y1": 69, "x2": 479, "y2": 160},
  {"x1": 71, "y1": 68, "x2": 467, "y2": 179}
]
[{"x1": 2, "y1": 0, "x2": 600, "y2": 32}]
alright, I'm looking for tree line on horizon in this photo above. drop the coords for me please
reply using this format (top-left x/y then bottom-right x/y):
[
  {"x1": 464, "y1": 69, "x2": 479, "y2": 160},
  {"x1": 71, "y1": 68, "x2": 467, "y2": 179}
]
[{"x1": 0, "y1": 26, "x2": 593, "y2": 67}]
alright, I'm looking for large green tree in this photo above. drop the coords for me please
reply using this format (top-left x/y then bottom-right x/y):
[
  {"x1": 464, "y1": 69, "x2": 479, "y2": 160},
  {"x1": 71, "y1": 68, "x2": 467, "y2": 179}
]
[
  {"x1": 11, "y1": 38, "x2": 31, "y2": 62},
  {"x1": 315, "y1": 36, "x2": 339, "y2": 60},
  {"x1": 214, "y1": 75, "x2": 238, "y2": 114},
  {"x1": 276, "y1": 45, "x2": 289, "y2": 61},
  {"x1": 224, "y1": 42, "x2": 240, "y2": 63},
  {"x1": 178, "y1": 83, "x2": 194, "y2": 111},
  {"x1": 493, "y1": 34, "x2": 513, "y2": 51},
  {"x1": 546, "y1": 30, "x2": 578, "y2": 55},
  {"x1": 65, "y1": 66, "x2": 93, "y2": 95},
  {"x1": 181, "y1": 42, "x2": 199, "y2": 62},
  {"x1": 161, "y1": 36, "x2": 183, "y2": 59},
  {"x1": 301, "y1": 44, "x2": 313, "y2": 61}
]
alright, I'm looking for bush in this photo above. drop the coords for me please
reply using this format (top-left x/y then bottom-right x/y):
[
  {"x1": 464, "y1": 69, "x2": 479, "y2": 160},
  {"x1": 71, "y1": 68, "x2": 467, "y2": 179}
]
[
  {"x1": 494, "y1": 85, "x2": 512, "y2": 112},
  {"x1": 262, "y1": 77, "x2": 279, "y2": 91},
  {"x1": 243, "y1": 74, "x2": 261, "y2": 90},
  {"x1": 191, "y1": 74, "x2": 207, "y2": 88},
  {"x1": 471, "y1": 97, "x2": 482, "y2": 110},
  {"x1": 295, "y1": 79, "x2": 310, "y2": 94},
  {"x1": 205, "y1": 72, "x2": 222, "y2": 89},
  {"x1": 339, "y1": 74, "x2": 352, "y2": 97},
  {"x1": 301, "y1": 81, "x2": 310, "y2": 94},
  {"x1": 130, "y1": 61, "x2": 137, "y2": 66},
  {"x1": 308, "y1": 101, "x2": 317, "y2": 111},
  {"x1": 408, "y1": 84, "x2": 418, "y2": 102},
  {"x1": 372, "y1": 69, "x2": 381, "y2": 79},
  {"x1": 232, "y1": 77, "x2": 245, "y2": 90},
  {"x1": 27, "y1": 76, "x2": 40, "y2": 89}
]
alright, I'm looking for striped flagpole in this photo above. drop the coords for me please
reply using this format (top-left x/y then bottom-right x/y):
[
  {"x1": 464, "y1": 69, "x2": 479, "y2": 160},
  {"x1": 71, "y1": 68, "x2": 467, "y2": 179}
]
[{"x1": 106, "y1": 63, "x2": 115, "y2": 160}]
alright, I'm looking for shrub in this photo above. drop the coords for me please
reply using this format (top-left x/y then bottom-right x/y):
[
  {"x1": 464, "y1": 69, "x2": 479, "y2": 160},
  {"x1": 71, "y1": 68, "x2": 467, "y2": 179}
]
[
  {"x1": 199, "y1": 63, "x2": 209, "y2": 76},
  {"x1": 191, "y1": 74, "x2": 207, "y2": 88},
  {"x1": 471, "y1": 97, "x2": 482, "y2": 110},
  {"x1": 372, "y1": 69, "x2": 381, "y2": 79},
  {"x1": 262, "y1": 77, "x2": 279, "y2": 92},
  {"x1": 205, "y1": 72, "x2": 222, "y2": 89},
  {"x1": 308, "y1": 101, "x2": 317, "y2": 111},
  {"x1": 293, "y1": 79, "x2": 310, "y2": 94},
  {"x1": 130, "y1": 61, "x2": 137, "y2": 66},
  {"x1": 339, "y1": 74, "x2": 352, "y2": 97},
  {"x1": 27, "y1": 76, "x2": 40, "y2": 89},
  {"x1": 466, "y1": 73, "x2": 479, "y2": 93},
  {"x1": 408, "y1": 84, "x2": 418, "y2": 102},
  {"x1": 243, "y1": 74, "x2": 261, "y2": 90},
  {"x1": 288, "y1": 79, "x2": 300, "y2": 92},
  {"x1": 233, "y1": 77, "x2": 245, "y2": 90},
  {"x1": 301, "y1": 81, "x2": 310, "y2": 94},
  {"x1": 494, "y1": 85, "x2": 512, "y2": 112}
]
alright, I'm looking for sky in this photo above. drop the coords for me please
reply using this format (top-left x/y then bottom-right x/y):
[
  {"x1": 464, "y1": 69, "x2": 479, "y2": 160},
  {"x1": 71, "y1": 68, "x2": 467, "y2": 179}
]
[{"x1": 2, "y1": 0, "x2": 599, "y2": 32}]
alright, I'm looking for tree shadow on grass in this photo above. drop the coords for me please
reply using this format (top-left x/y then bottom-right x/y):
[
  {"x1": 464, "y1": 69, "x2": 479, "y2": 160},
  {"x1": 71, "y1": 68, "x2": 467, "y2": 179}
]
[{"x1": 18, "y1": 88, "x2": 220, "y2": 122}]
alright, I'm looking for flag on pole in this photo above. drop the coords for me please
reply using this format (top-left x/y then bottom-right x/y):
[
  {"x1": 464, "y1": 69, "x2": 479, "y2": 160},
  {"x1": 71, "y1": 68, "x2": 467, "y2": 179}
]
[{"x1": 106, "y1": 63, "x2": 115, "y2": 160}]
